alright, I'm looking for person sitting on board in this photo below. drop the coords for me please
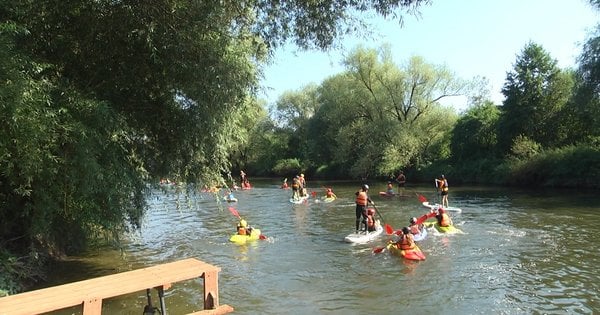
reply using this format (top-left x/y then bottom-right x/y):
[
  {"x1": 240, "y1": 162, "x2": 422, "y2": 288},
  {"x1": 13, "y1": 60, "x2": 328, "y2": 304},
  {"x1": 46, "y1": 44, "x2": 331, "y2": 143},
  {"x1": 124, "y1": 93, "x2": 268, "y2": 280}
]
[
  {"x1": 409, "y1": 217, "x2": 424, "y2": 235},
  {"x1": 355, "y1": 184, "x2": 373, "y2": 233},
  {"x1": 436, "y1": 207, "x2": 453, "y2": 227},
  {"x1": 325, "y1": 187, "x2": 337, "y2": 199},
  {"x1": 364, "y1": 208, "x2": 377, "y2": 231},
  {"x1": 236, "y1": 219, "x2": 253, "y2": 236},
  {"x1": 385, "y1": 182, "x2": 395, "y2": 195},
  {"x1": 281, "y1": 178, "x2": 289, "y2": 189},
  {"x1": 226, "y1": 190, "x2": 235, "y2": 201},
  {"x1": 291, "y1": 176, "x2": 301, "y2": 200}
]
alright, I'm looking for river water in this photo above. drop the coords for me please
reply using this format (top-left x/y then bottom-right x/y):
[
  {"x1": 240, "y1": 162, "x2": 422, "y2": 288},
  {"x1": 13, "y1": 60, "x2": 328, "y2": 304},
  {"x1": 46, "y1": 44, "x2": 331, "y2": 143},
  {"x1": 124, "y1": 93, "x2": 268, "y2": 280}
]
[{"x1": 44, "y1": 179, "x2": 600, "y2": 314}]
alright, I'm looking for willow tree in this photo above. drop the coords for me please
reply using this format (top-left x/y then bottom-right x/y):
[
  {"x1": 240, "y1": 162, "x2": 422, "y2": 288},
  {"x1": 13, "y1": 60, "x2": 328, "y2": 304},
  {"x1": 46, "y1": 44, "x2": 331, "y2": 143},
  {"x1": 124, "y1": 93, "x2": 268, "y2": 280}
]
[
  {"x1": 1, "y1": 0, "x2": 431, "y2": 292},
  {"x1": 311, "y1": 46, "x2": 466, "y2": 178}
]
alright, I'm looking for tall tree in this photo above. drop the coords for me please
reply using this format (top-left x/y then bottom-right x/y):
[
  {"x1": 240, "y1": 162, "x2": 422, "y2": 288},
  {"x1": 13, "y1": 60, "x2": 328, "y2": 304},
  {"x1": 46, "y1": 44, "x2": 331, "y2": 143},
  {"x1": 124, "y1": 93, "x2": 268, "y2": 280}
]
[
  {"x1": 0, "y1": 0, "x2": 430, "y2": 291},
  {"x1": 497, "y1": 42, "x2": 574, "y2": 154}
]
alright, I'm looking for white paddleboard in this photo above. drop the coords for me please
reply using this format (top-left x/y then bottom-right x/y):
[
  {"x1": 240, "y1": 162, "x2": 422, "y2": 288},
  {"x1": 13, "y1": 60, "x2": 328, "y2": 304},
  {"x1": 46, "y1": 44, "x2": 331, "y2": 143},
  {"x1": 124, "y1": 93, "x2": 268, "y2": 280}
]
[
  {"x1": 344, "y1": 223, "x2": 384, "y2": 244},
  {"x1": 422, "y1": 201, "x2": 462, "y2": 213}
]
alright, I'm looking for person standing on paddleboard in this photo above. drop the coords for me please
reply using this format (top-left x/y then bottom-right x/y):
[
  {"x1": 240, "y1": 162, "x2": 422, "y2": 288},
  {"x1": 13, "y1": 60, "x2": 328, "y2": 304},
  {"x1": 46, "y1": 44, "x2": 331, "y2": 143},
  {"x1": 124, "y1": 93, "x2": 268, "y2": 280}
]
[
  {"x1": 435, "y1": 174, "x2": 449, "y2": 208},
  {"x1": 355, "y1": 184, "x2": 373, "y2": 233}
]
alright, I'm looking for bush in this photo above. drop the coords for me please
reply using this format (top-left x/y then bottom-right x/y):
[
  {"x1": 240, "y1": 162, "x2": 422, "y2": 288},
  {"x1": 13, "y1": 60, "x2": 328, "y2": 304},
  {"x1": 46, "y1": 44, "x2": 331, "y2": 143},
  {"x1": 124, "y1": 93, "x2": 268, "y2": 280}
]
[{"x1": 272, "y1": 158, "x2": 302, "y2": 176}]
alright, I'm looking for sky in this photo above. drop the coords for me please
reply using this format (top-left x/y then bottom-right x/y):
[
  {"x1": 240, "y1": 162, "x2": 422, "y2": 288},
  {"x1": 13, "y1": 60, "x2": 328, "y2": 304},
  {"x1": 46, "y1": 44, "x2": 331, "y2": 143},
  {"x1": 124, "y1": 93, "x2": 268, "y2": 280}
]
[{"x1": 260, "y1": 0, "x2": 599, "y2": 112}]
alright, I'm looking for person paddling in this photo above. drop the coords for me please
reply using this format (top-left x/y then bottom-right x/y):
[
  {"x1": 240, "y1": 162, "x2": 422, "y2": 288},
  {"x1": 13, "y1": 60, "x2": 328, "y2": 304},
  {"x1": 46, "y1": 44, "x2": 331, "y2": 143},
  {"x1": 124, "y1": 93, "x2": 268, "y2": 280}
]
[
  {"x1": 355, "y1": 184, "x2": 373, "y2": 233},
  {"x1": 436, "y1": 207, "x2": 453, "y2": 227},
  {"x1": 435, "y1": 174, "x2": 449, "y2": 207}
]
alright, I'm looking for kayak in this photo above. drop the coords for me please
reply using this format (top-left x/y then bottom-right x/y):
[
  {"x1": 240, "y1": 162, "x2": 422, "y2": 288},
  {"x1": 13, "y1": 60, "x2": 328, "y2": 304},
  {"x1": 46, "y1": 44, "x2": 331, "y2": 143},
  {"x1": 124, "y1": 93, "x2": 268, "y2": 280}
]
[
  {"x1": 423, "y1": 221, "x2": 463, "y2": 234},
  {"x1": 229, "y1": 228, "x2": 262, "y2": 244},
  {"x1": 315, "y1": 197, "x2": 335, "y2": 203},
  {"x1": 412, "y1": 225, "x2": 428, "y2": 241},
  {"x1": 344, "y1": 223, "x2": 384, "y2": 244},
  {"x1": 422, "y1": 201, "x2": 462, "y2": 213},
  {"x1": 386, "y1": 242, "x2": 426, "y2": 261},
  {"x1": 290, "y1": 195, "x2": 309, "y2": 204}
]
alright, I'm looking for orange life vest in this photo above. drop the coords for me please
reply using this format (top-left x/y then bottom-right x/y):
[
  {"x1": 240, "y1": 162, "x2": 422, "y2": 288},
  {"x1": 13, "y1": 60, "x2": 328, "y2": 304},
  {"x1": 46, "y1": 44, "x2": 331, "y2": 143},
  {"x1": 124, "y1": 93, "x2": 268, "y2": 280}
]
[
  {"x1": 440, "y1": 179, "x2": 448, "y2": 192},
  {"x1": 356, "y1": 191, "x2": 368, "y2": 206},
  {"x1": 439, "y1": 213, "x2": 451, "y2": 227},
  {"x1": 399, "y1": 234, "x2": 415, "y2": 250},
  {"x1": 237, "y1": 226, "x2": 247, "y2": 235}
]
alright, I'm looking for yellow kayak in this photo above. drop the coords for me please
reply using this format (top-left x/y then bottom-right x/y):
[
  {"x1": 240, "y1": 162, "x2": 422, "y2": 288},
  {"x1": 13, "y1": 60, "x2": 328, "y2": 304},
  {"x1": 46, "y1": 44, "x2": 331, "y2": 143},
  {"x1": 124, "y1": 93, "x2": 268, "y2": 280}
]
[
  {"x1": 229, "y1": 228, "x2": 262, "y2": 244},
  {"x1": 423, "y1": 221, "x2": 463, "y2": 234}
]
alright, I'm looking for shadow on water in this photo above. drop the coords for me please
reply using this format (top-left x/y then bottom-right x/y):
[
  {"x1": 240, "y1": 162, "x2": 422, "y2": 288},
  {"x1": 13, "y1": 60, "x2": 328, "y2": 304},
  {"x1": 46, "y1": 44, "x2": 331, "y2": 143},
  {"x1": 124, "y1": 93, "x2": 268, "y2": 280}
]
[{"x1": 43, "y1": 179, "x2": 600, "y2": 314}]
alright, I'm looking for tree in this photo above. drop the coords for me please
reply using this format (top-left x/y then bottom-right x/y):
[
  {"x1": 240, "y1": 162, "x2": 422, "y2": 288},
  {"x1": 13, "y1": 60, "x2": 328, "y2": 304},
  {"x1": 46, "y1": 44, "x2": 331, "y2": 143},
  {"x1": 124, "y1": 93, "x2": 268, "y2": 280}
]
[
  {"x1": 497, "y1": 42, "x2": 574, "y2": 154},
  {"x1": 0, "y1": 0, "x2": 430, "y2": 292},
  {"x1": 451, "y1": 101, "x2": 500, "y2": 162},
  {"x1": 566, "y1": 24, "x2": 600, "y2": 144}
]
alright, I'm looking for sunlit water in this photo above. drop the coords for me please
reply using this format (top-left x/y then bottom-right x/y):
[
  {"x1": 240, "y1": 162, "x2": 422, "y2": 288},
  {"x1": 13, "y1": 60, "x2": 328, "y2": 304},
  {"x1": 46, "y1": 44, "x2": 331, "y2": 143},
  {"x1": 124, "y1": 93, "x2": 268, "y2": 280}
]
[{"x1": 44, "y1": 180, "x2": 600, "y2": 314}]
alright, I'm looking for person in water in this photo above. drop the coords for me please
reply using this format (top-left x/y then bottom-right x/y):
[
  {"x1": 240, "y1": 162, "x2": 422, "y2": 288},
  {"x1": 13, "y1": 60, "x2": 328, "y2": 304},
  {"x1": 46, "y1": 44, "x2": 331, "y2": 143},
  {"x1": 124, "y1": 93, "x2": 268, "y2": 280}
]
[
  {"x1": 385, "y1": 182, "x2": 395, "y2": 195},
  {"x1": 281, "y1": 178, "x2": 289, "y2": 189},
  {"x1": 324, "y1": 187, "x2": 337, "y2": 199},
  {"x1": 236, "y1": 219, "x2": 253, "y2": 236},
  {"x1": 435, "y1": 207, "x2": 453, "y2": 227},
  {"x1": 435, "y1": 174, "x2": 449, "y2": 207},
  {"x1": 396, "y1": 171, "x2": 406, "y2": 188},
  {"x1": 355, "y1": 184, "x2": 373, "y2": 232}
]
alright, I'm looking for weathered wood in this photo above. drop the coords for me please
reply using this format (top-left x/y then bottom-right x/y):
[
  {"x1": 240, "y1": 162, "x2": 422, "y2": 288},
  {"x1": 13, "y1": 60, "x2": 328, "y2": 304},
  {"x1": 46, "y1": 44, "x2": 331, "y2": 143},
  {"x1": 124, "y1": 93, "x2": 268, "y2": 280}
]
[
  {"x1": 0, "y1": 258, "x2": 232, "y2": 315},
  {"x1": 186, "y1": 304, "x2": 235, "y2": 315}
]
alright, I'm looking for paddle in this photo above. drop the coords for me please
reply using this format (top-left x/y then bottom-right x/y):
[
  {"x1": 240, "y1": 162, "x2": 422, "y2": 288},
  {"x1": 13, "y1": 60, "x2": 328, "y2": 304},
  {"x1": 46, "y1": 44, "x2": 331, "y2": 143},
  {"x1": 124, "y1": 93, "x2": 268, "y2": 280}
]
[{"x1": 228, "y1": 207, "x2": 268, "y2": 240}]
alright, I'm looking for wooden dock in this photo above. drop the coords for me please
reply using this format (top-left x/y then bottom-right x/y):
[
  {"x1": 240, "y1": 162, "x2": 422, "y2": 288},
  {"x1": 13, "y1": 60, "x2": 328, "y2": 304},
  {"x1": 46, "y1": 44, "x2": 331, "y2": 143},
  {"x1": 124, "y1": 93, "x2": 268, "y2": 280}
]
[{"x1": 0, "y1": 258, "x2": 233, "y2": 315}]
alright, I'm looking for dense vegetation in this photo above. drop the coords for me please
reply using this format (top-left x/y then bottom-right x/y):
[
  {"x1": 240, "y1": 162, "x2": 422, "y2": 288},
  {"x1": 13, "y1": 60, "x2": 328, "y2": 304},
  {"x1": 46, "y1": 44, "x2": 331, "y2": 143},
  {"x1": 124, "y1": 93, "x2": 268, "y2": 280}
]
[
  {"x1": 0, "y1": 0, "x2": 430, "y2": 294},
  {"x1": 238, "y1": 39, "x2": 600, "y2": 188}
]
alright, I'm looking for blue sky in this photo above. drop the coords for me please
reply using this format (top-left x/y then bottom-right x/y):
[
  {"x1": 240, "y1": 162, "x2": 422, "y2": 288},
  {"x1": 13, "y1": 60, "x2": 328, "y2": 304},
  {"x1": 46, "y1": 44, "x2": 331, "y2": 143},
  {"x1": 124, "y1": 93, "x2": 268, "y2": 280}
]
[{"x1": 260, "y1": 0, "x2": 599, "y2": 112}]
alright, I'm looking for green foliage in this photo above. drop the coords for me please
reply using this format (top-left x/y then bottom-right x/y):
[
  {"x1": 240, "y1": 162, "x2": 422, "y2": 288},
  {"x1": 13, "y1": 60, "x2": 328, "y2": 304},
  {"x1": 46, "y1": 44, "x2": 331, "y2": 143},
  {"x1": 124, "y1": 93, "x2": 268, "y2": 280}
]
[
  {"x1": 505, "y1": 145, "x2": 600, "y2": 187},
  {"x1": 272, "y1": 158, "x2": 302, "y2": 176},
  {"x1": 509, "y1": 135, "x2": 542, "y2": 161},
  {"x1": 451, "y1": 101, "x2": 500, "y2": 162},
  {"x1": 498, "y1": 42, "x2": 574, "y2": 153}
]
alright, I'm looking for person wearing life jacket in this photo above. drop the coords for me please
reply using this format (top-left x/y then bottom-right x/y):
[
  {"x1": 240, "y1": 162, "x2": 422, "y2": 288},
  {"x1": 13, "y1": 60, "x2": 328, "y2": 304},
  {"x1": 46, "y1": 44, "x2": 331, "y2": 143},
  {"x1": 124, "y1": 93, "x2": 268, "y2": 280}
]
[
  {"x1": 237, "y1": 219, "x2": 249, "y2": 235},
  {"x1": 363, "y1": 208, "x2": 376, "y2": 231},
  {"x1": 325, "y1": 187, "x2": 337, "y2": 199},
  {"x1": 291, "y1": 176, "x2": 301, "y2": 200},
  {"x1": 298, "y1": 174, "x2": 306, "y2": 196},
  {"x1": 386, "y1": 182, "x2": 395, "y2": 195},
  {"x1": 397, "y1": 226, "x2": 415, "y2": 250},
  {"x1": 436, "y1": 207, "x2": 453, "y2": 227},
  {"x1": 355, "y1": 184, "x2": 373, "y2": 232},
  {"x1": 409, "y1": 217, "x2": 421, "y2": 235},
  {"x1": 435, "y1": 174, "x2": 449, "y2": 208}
]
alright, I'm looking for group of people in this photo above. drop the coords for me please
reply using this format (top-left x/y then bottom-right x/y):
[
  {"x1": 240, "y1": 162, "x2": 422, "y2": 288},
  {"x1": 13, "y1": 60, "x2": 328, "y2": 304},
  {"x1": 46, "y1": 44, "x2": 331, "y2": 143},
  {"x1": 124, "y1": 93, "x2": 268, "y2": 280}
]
[
  {"x1": 291, "y1": 174, "x2": 307, "y2": 200},
  {"x1": 354, "y1": 184, "x2": 377, "y2": 233}
]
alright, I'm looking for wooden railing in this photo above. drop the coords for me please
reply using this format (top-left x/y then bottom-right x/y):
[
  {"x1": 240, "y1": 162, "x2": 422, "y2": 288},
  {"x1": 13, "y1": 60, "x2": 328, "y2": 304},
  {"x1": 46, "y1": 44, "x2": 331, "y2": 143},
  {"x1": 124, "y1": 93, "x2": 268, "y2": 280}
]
[{"x1": 0, "y1": 258, "x2": 234, "y2": 315}]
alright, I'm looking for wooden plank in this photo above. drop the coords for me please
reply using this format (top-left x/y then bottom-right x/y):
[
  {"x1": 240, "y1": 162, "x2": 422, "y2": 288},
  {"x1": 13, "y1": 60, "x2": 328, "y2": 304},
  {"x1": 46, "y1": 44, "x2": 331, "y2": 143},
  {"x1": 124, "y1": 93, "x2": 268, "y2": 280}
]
[
  {"x1": 0, "y1": 258, "x2": 222, "y2": 315},
  {"x1": 187, "y1": 304, "x2": 234, "y2": 315}
]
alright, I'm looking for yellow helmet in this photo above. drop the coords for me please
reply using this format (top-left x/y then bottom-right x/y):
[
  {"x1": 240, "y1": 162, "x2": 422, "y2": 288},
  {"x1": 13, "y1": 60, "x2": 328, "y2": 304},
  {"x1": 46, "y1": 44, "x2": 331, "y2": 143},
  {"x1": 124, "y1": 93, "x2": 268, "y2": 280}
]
[{"x1": 239, "y1": 219, "x2": 247, "y2": 227}]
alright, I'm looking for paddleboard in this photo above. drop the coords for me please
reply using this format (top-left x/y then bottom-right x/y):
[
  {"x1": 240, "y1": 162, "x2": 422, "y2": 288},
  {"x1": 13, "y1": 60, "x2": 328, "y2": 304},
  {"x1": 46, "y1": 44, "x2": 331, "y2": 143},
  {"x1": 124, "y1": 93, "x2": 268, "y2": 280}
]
[
  {"x1": 289, "y1": 195, "x2": 309, "y2": 204},
  {"x1": 422, "y1": 201, "x2": 462, "y2": 213},
  {"x1": 344, "y1": 223, "x2": 384, "y2": 244}
]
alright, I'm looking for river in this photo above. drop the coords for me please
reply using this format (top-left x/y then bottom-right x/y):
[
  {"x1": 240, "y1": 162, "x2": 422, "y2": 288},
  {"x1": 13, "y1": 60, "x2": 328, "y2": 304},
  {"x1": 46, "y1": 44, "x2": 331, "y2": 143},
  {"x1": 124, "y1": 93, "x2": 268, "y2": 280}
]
[{"x1": 44, "y1": 179, "x2": 600, "y2": 314}]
